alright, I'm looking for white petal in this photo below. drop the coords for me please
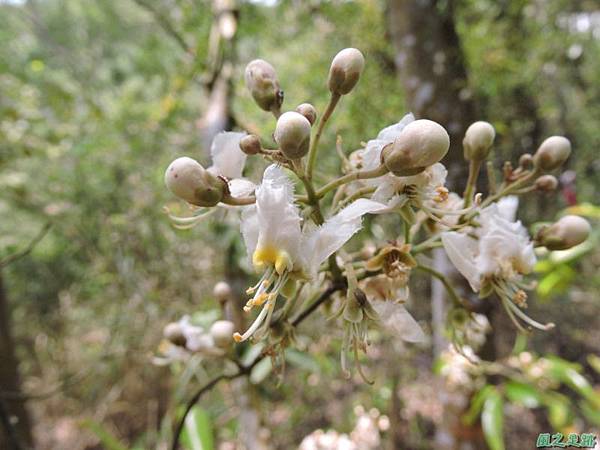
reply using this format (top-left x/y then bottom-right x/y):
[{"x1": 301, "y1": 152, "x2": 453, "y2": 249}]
[
  {"x1": 371, "y1": 177, "x2": 399, "y2": 203},
  {"x1": 361, "y1": 139, "x2": 387, "y2": 171},
  {"x1": 255, "y1": 165, "x2": 302, "y2": 263},
  {"x1": 241, "y1": 205, "x2": 259, "y2": 261},
  {"x1": 376, "y1": 113, "x2": 415, "y2": 141},
  {"x1": 208, "y1": 131, "x2": 247, "y2": 179},
  {"x1": 228, "y1": 178, "x2": 256, "y2": 198},
  {"x1": 373, "y1": 302, "x2": 426, "y2": 343},
  {"x1": 303, "y1": 199, "x2": 386, "y2": 271},
  {"x1": 497, "y1": 195, "x2": 519, "y2": 222},
  {"x1": 441, "y1": 232, "x2": 481, "y2": 291}
]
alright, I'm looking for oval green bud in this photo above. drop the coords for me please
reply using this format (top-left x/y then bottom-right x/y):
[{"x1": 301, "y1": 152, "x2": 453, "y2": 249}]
[
  {"x1": 381, "y1": 119, "x2": 450, "y2": 176},
  {"x1": 244, "y1": 59, "x2": 283, "y2": 112},
  {"x1": 210, "y1": 320, "x2": 235, "y2": 348},
  {"x1": 295, "y1": 103, "x2": 317, "y2": 126},
  {"x1": 533, "y1": 136, "x2": 571, "y2": 171},
  {"x1": 239, "y1": 134, "x2": 262, "y2": 155},
  {"x1": 534, "y1": 175, "x2": 558, "y2": 192},
  {"x1": 538, "y1": 215, "x2": 590, "y2": 250},
  {"x1": 274, "y1": 111, "x2": 312, "y2": 159},
  {"x1": 328, "y1": 48, "x2": 365, "y2": 95},
  {"x1": 213, "y1": 281, "x2": 232, "y2": 303},
  {"x1": 165, "y1": 157, "x2": 226, "y2": 207},
  {"x1": 463, "y1": 121, "x2": 495, "y2": 161},
  {"x1": 163, "y1": 322, "x2": 186, "y2": 347}
]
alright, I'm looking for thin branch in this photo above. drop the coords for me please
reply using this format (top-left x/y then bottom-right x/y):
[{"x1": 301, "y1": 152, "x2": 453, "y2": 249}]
[
  {"x1": 171, "y1": 281, "x2": 345, "y2": 450},
  {"x1": 0, "y1": 223, "x2": 51, "y2": 269},
  {"x1": 292, "y1": 283, "x2": 344, "y2": 326}
]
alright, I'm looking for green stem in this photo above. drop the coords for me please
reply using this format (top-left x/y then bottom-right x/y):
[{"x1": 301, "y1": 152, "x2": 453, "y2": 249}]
[
  {"x1": 334, "y1": 186, "x2": 376, "y2": 212},
  {"x1": 416, "y1": 264, "x2": 463, "y2": 307},
  {"x1": 305, "y1": 93, "x2": 341, "y2": 180},
  {"x1": 316, "y1": 164, "x2": 388, "y2": 199},
  {"x1": 463, "y1": 160, "x2": 482, "y2": 208},
  {"x1": 221, "y1": 194, "x2": 256, "y2": 206}
]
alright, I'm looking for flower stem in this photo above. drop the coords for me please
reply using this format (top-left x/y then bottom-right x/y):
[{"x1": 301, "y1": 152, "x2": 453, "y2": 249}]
[
  {"x1": 315, "y1": 164, "x2": 388, "y2": 199},
  {"x1": 221, "y1": 194, "x2": 256, "y2": 206},
  {"x1": 305, "y1": 93, "x2": 341, "y2": 180},
  {"x1": 463, "y1": 160, "x2": 482, "y2": 208},
  {"x1": 416, "y1": 264, "x2": 463, "y2": 307}
]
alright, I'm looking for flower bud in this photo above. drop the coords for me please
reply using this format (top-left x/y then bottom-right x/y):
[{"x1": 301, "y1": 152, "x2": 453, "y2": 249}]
[
  {"x1": 519, "y1": 153, "x2": 533, "y2": 169},
  {"x1": 535, "y1": 175, "x2": 558, "y2": 192},
  {"x1": 327, "y1": 48, "x2": 365, "y2": 95},
  {"x1": 210, "y1": 320, "x2": 235, "y2": 348},
  {"x1": 537, "y1": 215, "x2": 591, "y2": 250},
  {"x1": 163, "y1": 322, "x2": 186, "y2": 347},
  {"x1": 381, "y1": 119, "x2": 450, "y2": 176},
  {"x1": 533, "y1": 136, "x2": 571, "y2": 171},
  {"x1": 244, "y1": 59, "x2": 283, "y2": 113},
  {"x1": 295, "y1": 103, "x2": 317, "y2": 126},
  {"x1": 213, "y1": 281, "x2": 232, "y2": 303},
  {"x1": 463, "y1": 121, "x2": 495, "y2": 161},
  {"x1": 274, "y1": 111, "x2": 312, "y2": 159},
  {"x1": 239, "y1": 134, "x2": 262, "y2": 155},
  {"x1": 165, "y1": 157, "x2": 227, "y2": 206}
]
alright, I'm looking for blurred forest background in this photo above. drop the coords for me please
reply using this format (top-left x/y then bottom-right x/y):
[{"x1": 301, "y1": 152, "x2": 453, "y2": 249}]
[{"x1": 1, "y1": 0, "x2": 599, "y2": 449}]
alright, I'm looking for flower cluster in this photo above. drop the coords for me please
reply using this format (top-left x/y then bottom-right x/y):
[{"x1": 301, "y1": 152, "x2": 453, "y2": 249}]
[{"x1": 162, "y1": 48, "x2": 591, "y2": 380}]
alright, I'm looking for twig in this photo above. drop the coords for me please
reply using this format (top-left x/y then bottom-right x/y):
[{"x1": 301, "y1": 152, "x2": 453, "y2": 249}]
[
  {"x1": 291, "y1": 283, "x2": 345, "y2": 326},
  {"x1": 170, "y1": 282, "x2": 345, "y2": 450},
  {"x1": 0, "y1": 223, "x2": 51, "y2": 269}
]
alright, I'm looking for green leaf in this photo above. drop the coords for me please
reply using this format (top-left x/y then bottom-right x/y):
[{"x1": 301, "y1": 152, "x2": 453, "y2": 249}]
[
  {"x1": 80, "y1": 419, "x2": 128, "y2": 450},
  {"x1": 250, "y1": 357, "x2": 272, "y2": 384},
  {"x1": 285, "y1": 349, "x2": 320, "y2": 373},
  {"x1": 181, "y1": 406, "x2": 214, "y2": 450},
  {"x1": 580, "y1": 400, "x2": 600, "y2": 426},
  {"x1": 505, "y1": 381, "x2": 541, "y2": 408},
  {"x1": 540, "y1": 391, "x2": 573, "y2": 430},
  {"x1": 587, "y1": 354, "x2": 600, "y2": 375},
  {"x1": 481, "y1": 387, "x2": 505, "y2": 450},
  {"x1": 463, "y1": 385, "x2": 494, "y2": 425}
]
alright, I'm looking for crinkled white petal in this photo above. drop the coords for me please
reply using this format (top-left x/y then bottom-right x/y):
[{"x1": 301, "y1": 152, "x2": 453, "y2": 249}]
[
  {"x1": 441, "y1": 232, "x2": 481, "y2": 291},
  {"x1": 255, "y1": 165, "x2": 302, "y2": 263},
  {"x1": 208, "y1": 131, "x2": 247, "y2": 179},
  {"x1": 376, "y1": 113, "x2": 415, "y2": 141},
  {"x1": 228, "y1": 178, "x2": 256, "y2": 198},
  {"x1": 240, "y1": 206, "x2": 259, "y2": 261},
  {"x1": 302, "y1": 199, "x2": 386, "y2": 273}
]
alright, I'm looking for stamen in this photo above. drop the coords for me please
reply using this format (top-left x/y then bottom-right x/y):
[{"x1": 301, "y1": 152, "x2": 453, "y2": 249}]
[
  {"x1": 233, "y1": 302, "x2": 271, "y2": 342},
  {"x1": 501, "y1": 296, "x2": 528, "y2": 333},
  {"x1": 164, "y1": 208, "x2": 216, "y2": 229},
  {"x1": 246, "y1": 266, "x2": 274, "y2": 295},
  {"x1": 504, "y1": 298, "x2": 554, "y2": 331}
]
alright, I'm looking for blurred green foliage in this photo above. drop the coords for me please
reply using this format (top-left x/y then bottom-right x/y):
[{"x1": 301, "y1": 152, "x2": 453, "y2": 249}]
[{"x1": 1, "y1": 0, "x2": 599, "y2": 448}]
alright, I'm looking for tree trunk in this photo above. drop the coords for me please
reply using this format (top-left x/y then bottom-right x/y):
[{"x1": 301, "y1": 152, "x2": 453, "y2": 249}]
[
  {"x1": 387, "y1": 0, "x2": 477, "y2": 179},
  {"x1": 0, "y1": 273, "x2": 33, "y2": 449},
  {"x1": 386, "y1": 2, "x2": 487, "y2": 449}
]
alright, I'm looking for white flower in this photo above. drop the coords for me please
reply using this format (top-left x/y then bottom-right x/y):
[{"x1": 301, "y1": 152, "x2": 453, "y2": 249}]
[
  {"x1": 439, "y1": 345, "x2": 480, "y2": 390},
  {"x1": 348, "y1": 114, "x2": 461, "y2": 221},
  {"x1": 441, "y1": 197, "x2": 552, "y2": 331},
  {"x1": 441, "y1": 197, "x2": 535, "y2": 292},
  {"x1": 370, "y1": 162, "x2": 449, "y2": 211},
  {"x1": 166, "y1": 132, "x2": 256, "y2": 229},
  {"x1": 234, "y1": 164, "x2": 386, "y2": 342},
  {"x1": 152, "y1": 316, "x2": 221, "y2": 365}
]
